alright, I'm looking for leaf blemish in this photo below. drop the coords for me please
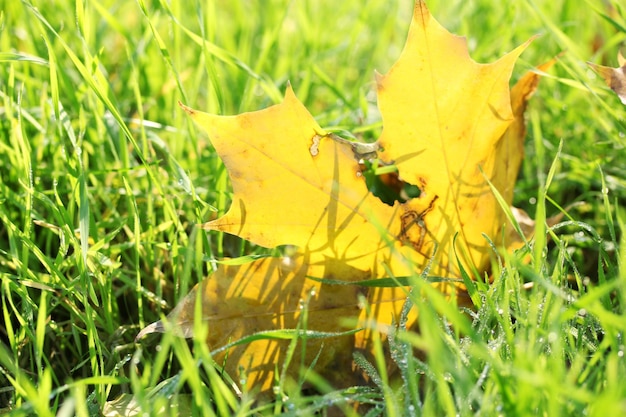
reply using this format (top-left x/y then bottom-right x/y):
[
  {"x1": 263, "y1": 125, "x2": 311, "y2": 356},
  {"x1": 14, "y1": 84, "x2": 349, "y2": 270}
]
[
  {"x1": 310, "y1": 134, "x2": 322, "y2": 156},
  {"x1": 397, "y1": 195, "x2": 439, "y2": 251}
]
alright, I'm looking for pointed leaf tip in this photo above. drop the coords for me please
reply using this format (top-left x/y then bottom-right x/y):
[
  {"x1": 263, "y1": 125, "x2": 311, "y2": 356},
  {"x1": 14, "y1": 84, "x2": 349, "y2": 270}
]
[
  {"x1": 135, "y1": 320, "x2": 165, "y2": 341},
  {"x1": 588, "y1": 57, "x2": 626, "y2": 105},
  {"x1": 283, "y1": 82, "x2": 297, "y2": 102},
  {"x1": 413, "y1": 0, "x2": 430, "y2": 22},
  {"x1": 179, "y1": 101, "x2": 196, "y2": 116}
]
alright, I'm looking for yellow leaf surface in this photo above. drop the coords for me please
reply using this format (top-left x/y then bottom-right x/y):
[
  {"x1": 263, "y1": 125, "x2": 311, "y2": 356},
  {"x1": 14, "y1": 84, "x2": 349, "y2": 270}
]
[{"x1": 138, "y1": 0, "x2": 550, "y2": 393}]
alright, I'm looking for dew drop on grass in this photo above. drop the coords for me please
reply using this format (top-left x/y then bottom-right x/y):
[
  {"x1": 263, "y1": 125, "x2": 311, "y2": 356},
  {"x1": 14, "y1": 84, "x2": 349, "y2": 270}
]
[
  {"x1": 234, "y1": 364, "x2": 248, "y2": 387},
  {"x1": 396, "y1": 357, "x2": 408, "y2": 368}
]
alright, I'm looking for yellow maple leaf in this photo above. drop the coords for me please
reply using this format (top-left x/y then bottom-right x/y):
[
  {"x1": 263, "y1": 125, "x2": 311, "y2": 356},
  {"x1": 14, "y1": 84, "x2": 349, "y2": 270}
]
[{"x1": 138, "y1": 0, "x2": 549, "y2": 393}]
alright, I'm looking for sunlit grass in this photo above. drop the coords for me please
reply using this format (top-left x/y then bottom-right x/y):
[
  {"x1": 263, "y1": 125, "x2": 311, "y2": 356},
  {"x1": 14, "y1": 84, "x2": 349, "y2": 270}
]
[{"x1": 1, "y1": 0, "x2": 625, "y2": 415}]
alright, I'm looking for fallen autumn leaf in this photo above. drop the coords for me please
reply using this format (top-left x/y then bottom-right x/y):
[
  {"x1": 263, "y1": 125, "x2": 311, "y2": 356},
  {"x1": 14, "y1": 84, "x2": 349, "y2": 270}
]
[{"x1": 137, "y1": 0, "x2": 550, "y2": 393}]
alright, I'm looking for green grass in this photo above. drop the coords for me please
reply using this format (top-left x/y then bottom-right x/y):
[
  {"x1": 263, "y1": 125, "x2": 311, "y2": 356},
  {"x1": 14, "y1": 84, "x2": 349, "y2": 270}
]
[{"x1": 1, "y1": 0, "x2": 625, "y2": 415}]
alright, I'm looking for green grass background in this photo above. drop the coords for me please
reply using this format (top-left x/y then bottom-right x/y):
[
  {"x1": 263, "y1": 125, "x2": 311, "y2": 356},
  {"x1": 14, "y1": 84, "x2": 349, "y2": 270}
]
[{"x1": 1, "y1": 0, "x2": 625, "y2": 415}]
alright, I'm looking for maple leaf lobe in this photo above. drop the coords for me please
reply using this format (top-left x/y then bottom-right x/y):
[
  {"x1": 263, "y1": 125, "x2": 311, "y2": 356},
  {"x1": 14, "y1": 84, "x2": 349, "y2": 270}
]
[
  {"x1": 374, "y1": 0, "x2": 532, "y2": 276},
  {"x1": 185, "y1": 86, "x2": 396, "y2": 265}
]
